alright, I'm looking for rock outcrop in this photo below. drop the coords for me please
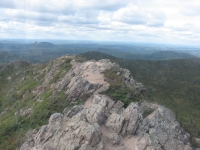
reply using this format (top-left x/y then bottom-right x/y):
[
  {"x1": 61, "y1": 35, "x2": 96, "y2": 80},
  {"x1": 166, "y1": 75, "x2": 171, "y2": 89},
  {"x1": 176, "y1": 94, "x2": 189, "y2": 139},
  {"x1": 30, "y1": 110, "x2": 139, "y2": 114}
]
[
  {"x1": 21, "y1": 95, "x2": 192, "y2": 150},
  {"x1": 54, "y1": 59, "x2": 115, "y2": 101},
  {"x1": 20, "y1": 56, "x2": 193, "y2": 150},
  {"x1": 33, "y1": 56, "x2": 146, "y2": 102}
]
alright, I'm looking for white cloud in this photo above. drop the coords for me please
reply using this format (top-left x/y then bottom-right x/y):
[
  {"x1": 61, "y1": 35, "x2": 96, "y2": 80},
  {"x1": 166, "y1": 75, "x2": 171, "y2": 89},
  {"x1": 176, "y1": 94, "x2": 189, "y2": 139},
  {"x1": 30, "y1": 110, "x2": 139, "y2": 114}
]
[
  {"x1": 111, "y1": 4, "x2": 166, "y2": 26},
  {"x1": 0, "y1": 0, "x2": 199, "y2": 45},
  {"x1": 58, "y1": 10, "x2": 99, "y2": 24},
  {"x1": 180, "y1": 0, "x2": 200, "y2": 16},
  {"x1": 0, "y1": 0, "x2": 14, "y2": 8},
  {"x1": 112, "y1": 5, "x2": 147, "y2": 25}
]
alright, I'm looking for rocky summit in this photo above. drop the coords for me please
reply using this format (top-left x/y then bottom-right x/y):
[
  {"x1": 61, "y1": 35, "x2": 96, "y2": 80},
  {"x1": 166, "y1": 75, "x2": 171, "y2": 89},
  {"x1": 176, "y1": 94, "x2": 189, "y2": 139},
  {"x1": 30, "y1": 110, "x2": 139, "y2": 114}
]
[{"x1": 20, "y1": 55, "x2": 192, "y2": 150}]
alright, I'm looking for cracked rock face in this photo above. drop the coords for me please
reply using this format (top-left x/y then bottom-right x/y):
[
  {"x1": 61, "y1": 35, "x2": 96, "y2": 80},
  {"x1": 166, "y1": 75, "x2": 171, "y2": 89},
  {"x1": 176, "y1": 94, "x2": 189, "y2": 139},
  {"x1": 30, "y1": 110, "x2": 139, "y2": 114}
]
[
  {"x1": 54, "y1": 59, "x2": 116, "y2": 102},
  {"x1": 21, "y1": 95, "x2": 192, "y2": 150}
]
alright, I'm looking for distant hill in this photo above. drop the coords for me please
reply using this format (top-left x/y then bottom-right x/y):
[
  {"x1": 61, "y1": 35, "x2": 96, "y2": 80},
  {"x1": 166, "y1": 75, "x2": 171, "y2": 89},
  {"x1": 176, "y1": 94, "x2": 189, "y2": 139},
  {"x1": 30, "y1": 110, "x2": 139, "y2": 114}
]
[
  {"x1": 80, "y1": 50, "x2": 195, "y2": 60},
  {"x1": 145, "y1": 51, "x2": 195, "y2": 60},
  {"x1": 79, "y1": 50, "x2": 197, "y2": 62},
  {"x1": 79, "y1": 51, "x2": 117, "y2": 61},
  {"x1": 29, "y1": 42, "x2": 56, "y2": 48},
  {"x1": 122, "y1": 50, "x2": 196, "y2": 60}
]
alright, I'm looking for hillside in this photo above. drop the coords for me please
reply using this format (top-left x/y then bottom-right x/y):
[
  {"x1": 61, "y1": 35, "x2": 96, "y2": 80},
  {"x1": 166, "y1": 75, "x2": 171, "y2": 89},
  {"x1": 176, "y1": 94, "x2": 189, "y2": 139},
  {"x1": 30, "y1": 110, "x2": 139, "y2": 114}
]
[
  {"x1": 128, "y1": 51, "x2": 195, "y2": 60},
  {"x1": 81, "y1": 51, "x2": 200, "y2": 147},
  {"x1": 0, "y1": 56, "x2": 73, "y2": 149},
  {"x1": 0, "y1": 54, "x2": 195, "y2": 149},
  {"x1": 0, "y1": 52, "x2": 21, "y2": 65}
]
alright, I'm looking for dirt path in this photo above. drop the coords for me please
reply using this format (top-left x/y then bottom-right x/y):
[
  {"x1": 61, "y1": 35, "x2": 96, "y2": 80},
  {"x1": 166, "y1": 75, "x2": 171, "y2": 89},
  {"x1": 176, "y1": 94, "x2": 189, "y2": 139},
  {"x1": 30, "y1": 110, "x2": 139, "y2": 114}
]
[{"x1": 82, "y1": 61, "x2": 110, "y2": 108}]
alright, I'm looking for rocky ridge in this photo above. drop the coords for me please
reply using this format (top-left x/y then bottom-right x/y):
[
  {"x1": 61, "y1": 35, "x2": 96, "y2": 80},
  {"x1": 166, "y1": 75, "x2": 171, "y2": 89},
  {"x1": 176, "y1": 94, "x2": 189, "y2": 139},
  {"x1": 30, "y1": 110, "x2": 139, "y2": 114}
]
[{"x1": 20, "y1": 55, "x2": 193, "y2": 150}]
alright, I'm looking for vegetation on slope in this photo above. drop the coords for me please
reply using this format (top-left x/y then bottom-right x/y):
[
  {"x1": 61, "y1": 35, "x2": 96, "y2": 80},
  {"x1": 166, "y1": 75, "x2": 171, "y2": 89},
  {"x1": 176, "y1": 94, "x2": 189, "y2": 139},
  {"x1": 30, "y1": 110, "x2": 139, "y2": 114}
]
[
  {"x1": 101, "y1": 69, "x2": 143, "y2": 107},
  {"x1": 0, "y1": 58, "x2": 73, "y2": 149},
  {"x1": 0, "y1": 50, "x2": 200, "y2": 149},
  {"x1": 127, "y1": 51, "x2": 195, "y2": 60}
]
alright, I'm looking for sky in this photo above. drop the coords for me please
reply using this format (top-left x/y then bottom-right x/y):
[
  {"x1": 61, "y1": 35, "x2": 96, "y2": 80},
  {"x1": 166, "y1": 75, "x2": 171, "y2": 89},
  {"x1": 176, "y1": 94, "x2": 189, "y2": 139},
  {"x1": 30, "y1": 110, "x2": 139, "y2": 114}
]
[{"x1": 0, "y1": 0, "x2": 200, "y2": 45}]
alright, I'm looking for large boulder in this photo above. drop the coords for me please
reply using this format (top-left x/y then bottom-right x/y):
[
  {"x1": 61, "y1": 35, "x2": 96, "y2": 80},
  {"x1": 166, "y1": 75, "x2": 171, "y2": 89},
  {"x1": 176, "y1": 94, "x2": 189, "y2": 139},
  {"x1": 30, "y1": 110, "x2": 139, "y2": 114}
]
[
  {"x1": 137, "y1": 104, "x2": 192, "y2": 150},
  {"x1": 121, "y1": 103, "x2": 141, "y2": 136}
]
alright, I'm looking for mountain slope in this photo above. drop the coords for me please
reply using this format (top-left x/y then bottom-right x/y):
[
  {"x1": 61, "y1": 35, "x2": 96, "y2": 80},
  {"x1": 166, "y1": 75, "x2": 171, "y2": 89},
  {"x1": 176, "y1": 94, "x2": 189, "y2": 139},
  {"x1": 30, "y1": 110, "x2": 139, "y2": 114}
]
[
  {"x1": 0, "y1": 56, "x2": 72, "y2": 149},
  {"x1": 0, "y1": 54, "x2": 194, "y2": 149},
  {"x1": 19, "y1": 55, "x2": 192, "y2": 150}
]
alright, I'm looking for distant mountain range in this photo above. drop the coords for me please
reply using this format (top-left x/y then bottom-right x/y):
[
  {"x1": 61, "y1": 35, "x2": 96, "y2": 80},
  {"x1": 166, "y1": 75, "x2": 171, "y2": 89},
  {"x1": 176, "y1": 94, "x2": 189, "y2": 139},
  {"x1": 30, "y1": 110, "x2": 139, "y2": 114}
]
[{"x1": 0, "y1": 42, "x2": 198, "y2": 65}]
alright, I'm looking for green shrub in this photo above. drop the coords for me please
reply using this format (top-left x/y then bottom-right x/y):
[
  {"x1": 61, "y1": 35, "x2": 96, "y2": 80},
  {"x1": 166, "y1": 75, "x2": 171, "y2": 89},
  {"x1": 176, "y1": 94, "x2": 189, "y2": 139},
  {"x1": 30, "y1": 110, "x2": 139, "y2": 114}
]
[{"x1": 102, "y1": 69, "x2": 142, "y2": 107}]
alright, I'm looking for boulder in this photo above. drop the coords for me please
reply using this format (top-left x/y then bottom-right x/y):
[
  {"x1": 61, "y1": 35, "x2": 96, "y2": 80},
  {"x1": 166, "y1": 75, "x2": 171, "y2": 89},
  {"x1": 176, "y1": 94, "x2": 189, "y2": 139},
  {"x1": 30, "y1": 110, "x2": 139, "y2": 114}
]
[
  {"x1": 121, "y1": 103, "x2": 141, "y2": 136},
  {"x1": 106, "y1": 112, "x2": 125, "y2": 134},
  {"x1": 137, "y1": 105, "x2": 192, "y2": 150}
]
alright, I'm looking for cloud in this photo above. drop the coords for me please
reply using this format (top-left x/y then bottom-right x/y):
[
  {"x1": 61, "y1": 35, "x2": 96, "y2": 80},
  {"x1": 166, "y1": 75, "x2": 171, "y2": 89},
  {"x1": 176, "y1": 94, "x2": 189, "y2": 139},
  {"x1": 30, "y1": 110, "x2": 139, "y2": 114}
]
[
  {"x1": 181, "y1": 6, "x2": 200, "y2": 17},
  {"x1": 58, "y1": 10, "x2": 99, "y2": 25},
  {"x1": 0, "y1": 0, "x2": 199, "y2": 45},
  {"x1": 74, "y1": 0, "x2": 136, "y2": 11},
  {"x1": 111, "y1": 4, "x2": 166, "y2": 26},
  {"x1": 0, "y1": 0, "x2": 15, "y2": 9},
  {"x1": 112, "y1": 5, "x2": 147, "y2": 25},
  {"x1": 11, "y1": 0, "x2": 137, "y2": 15},
  {"x1": 0, "y1": 8, "x2": 58, "y2": 23}
]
